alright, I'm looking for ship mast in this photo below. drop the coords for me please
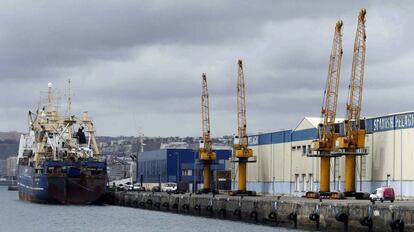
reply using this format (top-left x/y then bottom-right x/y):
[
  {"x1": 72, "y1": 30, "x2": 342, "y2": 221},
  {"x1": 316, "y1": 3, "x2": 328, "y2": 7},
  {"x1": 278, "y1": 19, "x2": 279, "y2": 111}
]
[
  {"x1": 68, "y1": 79, "x2": 72, "y2": 117},
  {"x1": 47, "y1": 82, "x2": 53, "y2": 114}
]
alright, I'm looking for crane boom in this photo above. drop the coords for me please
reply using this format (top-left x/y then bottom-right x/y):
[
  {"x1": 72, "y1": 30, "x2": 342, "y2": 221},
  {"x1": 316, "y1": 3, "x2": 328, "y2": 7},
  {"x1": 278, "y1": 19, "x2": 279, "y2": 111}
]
[
  {"x1": 346, "y1": 8, "x2": 366, "y2": 143},
  {"x1": 237, "y1": 60, "x2": 248, "y2": 149},
  {"x1": 201, "y1": 73, "x2": 212, "y2": 153},
  {"x1": 320, "y1": 20, "x2": 343, "y2": 148}
]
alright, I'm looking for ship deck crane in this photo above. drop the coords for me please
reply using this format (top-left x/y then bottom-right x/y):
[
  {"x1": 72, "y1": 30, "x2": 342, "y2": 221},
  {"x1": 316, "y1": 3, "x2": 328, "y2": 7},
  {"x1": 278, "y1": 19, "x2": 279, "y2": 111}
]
[
  {"x1": 336, "y1": 9, "x2": 367, "y2": 196},
  {"x1": 230, "y1": 60, "x2": 256, "y2": 196},
  {"x1": 307, "y1": 20, "x2": 343, "y2": 198},
  {"x1": 199, "y1": 73, "x2": 216, "y2": 193}
]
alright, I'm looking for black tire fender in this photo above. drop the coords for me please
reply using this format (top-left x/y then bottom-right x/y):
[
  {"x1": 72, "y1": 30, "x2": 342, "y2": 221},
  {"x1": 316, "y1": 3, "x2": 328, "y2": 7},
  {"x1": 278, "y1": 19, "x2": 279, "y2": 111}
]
[
  {"x1": 268, "y1": 211, "x2": 277, "y2": 220},
  {"x1": 182, "y1": 204, "x2": 189, "y2": 210},
  {"x1": 335, "y1": 213, "x2": 349, "y2": 223},
  {"x1": 309, "y1": 213, "x2": 320, "y2": 222},
  {"x1": 194, "y1": 204, "x2": 201, "y2": 211},
  {"x1": 233, "y1": 209, "x2": 241, "y2": 218},
  {"x1": 206, "y1": 205, "x2": 213, "y2": 212},
  {"x1": 289, "y1": 212, "x2": 297, "y2": 221}
]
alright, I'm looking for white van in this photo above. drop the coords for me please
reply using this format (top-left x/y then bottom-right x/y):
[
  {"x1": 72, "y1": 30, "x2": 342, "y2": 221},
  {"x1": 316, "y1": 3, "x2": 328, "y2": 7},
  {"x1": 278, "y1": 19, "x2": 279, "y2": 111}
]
[{"x1": 163, "y1": 182, "x2": 177, "y2": 193}]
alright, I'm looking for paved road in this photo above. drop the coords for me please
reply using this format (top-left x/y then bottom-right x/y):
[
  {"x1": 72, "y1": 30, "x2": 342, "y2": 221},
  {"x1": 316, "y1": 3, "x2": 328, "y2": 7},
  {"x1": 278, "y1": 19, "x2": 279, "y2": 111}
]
[{"x1": 132, "y1": 191, "x2": 414, "y2": 207}]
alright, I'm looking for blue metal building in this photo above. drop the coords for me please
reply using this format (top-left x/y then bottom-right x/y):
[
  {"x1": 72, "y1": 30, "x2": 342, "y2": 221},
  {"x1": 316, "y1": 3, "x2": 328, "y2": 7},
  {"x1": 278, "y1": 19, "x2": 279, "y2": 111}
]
[{"x1": 136, "y1": 149, "x2": 231, "y2": 186}]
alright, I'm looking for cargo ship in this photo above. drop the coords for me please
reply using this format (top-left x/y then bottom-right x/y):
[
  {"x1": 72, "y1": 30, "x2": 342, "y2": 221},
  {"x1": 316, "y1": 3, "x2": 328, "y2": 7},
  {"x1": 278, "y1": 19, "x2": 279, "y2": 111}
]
[{"x1": 17, "y1": 82, "x2": 107, "y2": 204}]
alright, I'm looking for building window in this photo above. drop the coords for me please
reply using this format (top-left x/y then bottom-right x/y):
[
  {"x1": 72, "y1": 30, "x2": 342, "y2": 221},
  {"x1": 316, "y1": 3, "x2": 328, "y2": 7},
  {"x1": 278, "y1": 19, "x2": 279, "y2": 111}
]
[
  {"x1": 301, "y1": 174, "x2": 306, "y2": 192},
  {"x1": 361, "y1": 156, "x2": 367, "y2": 178},
  {"x1": 308, "y1": 174, "x2": 313, "y2": 191},
  {"x1": 182, "y1": 169, "x2": 193, "y2": 176},
  {"x1": 334, "y1": 158, "x2": 340, "y2": 178},
  {"x1": 302, "y1": 145, "x2": 307, "y2": 155},
  {"x1": 294, "y1": 174, "x2": 299, "y2": 192},
  {"x1": 292, "y1": 146, "x2": 296, "y2": 150}
]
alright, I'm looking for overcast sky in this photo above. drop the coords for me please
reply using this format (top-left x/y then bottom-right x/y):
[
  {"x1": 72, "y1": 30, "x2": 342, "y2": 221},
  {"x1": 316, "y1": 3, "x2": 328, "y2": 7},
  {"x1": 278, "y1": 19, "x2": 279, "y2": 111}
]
[{"x1": 0, "y1": 1, "x2": 412, "y2": 137}]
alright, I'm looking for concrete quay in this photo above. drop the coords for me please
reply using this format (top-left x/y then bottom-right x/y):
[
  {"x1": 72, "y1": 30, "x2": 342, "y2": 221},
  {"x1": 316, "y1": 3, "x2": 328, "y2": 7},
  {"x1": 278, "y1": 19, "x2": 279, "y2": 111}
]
[{"x1": 112, "y1": 192, "x2": 414, "y2": 231}]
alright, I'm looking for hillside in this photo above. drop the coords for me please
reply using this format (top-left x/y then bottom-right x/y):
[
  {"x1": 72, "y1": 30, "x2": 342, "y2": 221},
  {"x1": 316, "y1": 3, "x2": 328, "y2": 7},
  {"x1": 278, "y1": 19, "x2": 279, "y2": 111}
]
[{"x1": 0, "y1": 131, "x2": 21, "y2": 141}]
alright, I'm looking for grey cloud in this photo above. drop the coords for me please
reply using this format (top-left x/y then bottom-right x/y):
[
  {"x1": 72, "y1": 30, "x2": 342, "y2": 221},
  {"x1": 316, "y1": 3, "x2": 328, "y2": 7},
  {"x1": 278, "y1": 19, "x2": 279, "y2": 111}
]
[{"x1": 0, "y1": 1, "x2": 413, "y2": 136}]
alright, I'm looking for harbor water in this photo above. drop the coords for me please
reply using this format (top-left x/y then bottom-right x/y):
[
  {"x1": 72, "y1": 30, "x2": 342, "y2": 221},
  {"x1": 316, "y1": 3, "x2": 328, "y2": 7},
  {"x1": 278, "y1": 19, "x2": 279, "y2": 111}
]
[{"x1": 0, "y1": 187, "x2": 304, "y2": 232}]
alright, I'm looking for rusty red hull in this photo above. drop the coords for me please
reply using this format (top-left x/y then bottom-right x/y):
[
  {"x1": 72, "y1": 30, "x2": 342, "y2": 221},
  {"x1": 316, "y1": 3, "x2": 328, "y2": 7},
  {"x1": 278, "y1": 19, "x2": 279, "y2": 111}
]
[{"x1": 47, "y1": 175, "x2": 106, "y2": 204}]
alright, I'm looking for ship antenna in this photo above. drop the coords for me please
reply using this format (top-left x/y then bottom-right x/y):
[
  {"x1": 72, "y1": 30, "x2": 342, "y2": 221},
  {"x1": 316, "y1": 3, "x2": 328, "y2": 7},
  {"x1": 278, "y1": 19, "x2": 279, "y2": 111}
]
[{"x1": 68, "y1": 79, "x2": 72, "y2": 117}]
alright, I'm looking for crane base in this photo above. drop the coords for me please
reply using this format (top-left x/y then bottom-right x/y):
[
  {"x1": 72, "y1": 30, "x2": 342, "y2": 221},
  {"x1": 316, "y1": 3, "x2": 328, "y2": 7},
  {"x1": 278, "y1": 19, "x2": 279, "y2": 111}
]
[
  {"x1": 305, "y1": 191, "x2": 345, "y2": 199},
  {"x1": 196, "y1": 188, "x2": 219, "y2": 195},
  {"x1": 228, "y1": 190, "x2": 256, "y2": 196},
  {"x1": 344, "y1": 191, "x2": 370, "y2": 199}
]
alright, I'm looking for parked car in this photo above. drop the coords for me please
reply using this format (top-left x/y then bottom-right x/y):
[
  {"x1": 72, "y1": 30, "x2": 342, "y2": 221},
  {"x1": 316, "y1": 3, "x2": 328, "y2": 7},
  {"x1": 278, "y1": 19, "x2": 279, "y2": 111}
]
[
  {"x1": 163, "y1": 182, "x2": 177, "y2": 193},
  {"x1": 124, "y1": 182, "x2": 133, "y2": 191},
  {"x1": 116, "y1": 184, "x2": 125, "y2": 191},
  {"x1": 132, "y1": 183, "x2": 145, "y2": 191},
  {"x1": 370, "y1": 187, "x2": 395, "y2": 203},
  {"x1": 151, "y1": 186, "x2": 161, "y2": 192}
]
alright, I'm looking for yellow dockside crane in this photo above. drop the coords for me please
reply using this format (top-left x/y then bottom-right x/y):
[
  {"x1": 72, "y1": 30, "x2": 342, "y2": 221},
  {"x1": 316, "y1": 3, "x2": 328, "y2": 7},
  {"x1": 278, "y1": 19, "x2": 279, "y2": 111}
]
[
  {"x1": 199, "y1": 73, "x2": 216, "y2": 193},
  {"x1": 336, "y1": 9, "x2": 367, "y2": 197},
  {"x1": 307, "y1": 20, "x2": 343, "y2": 198},
  {"x1": 230, "y1": 60, "x2": 256, "y2": 196}
]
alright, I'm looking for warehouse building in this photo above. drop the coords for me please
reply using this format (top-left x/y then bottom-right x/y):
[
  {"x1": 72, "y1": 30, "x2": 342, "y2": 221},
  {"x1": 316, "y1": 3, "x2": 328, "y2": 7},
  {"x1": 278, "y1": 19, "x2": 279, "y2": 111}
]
[
  {"x1": 137, "y1": 148, "x2": 231, "y2": 191},
  {"x1": 244, "y1": 111, "x2": 414, "y2": 197}
]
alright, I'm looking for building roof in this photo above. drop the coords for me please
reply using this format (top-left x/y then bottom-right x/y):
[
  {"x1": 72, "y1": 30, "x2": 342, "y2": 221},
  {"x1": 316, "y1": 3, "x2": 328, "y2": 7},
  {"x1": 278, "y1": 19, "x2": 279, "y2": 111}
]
[{"x1": 302, "y1": 117, "x2": 345, "y2": 129}]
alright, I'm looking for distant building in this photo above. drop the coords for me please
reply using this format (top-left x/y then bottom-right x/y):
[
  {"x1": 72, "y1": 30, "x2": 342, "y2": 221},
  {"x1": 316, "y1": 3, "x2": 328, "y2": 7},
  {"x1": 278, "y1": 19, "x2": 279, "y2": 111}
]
[
  {"x1": 6, "y1": 156, "x2": 17, "y2": 177},
  {"x1": 107, "y1": 162, "x2": 132, "y2": 181},
  {"x1": 136, "y1": 148, "x2": 231, "y2": 191},
  {"x1": 0, "y1": 159, "x2": 6, "y2": 177},
  {"x1": 160, "y1": 142, "x2": 189, "y2": 149}
]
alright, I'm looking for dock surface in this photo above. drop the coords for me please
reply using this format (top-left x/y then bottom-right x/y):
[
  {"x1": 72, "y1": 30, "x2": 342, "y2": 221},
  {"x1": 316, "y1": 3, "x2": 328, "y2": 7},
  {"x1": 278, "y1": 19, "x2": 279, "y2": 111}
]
[{"x1": 112, "y1": 191, "x2": 414, "y2": 231}]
